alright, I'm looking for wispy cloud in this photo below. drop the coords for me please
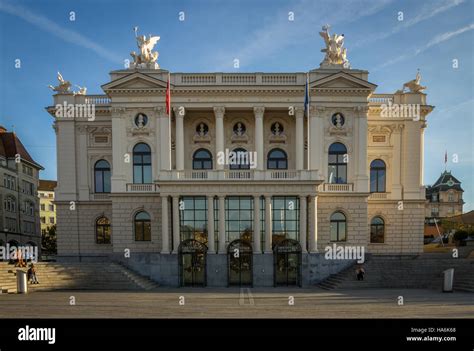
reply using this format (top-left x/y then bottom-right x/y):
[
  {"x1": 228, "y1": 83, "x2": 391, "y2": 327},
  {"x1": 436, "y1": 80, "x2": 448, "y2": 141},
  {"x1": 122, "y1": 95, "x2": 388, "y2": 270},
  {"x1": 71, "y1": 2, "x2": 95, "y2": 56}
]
[
  {"x1": 374, "y1": 23, "x2": 474, "y2": 70},
  {"x1": 353, "y1": 0, "x2": 465, "y2": 48},
  {"x1": 0, "y1": 0, "x2": 122, "y2": 63},
  {"x1": 211, "y1": 0, "x2": 394, "y2": 70}
]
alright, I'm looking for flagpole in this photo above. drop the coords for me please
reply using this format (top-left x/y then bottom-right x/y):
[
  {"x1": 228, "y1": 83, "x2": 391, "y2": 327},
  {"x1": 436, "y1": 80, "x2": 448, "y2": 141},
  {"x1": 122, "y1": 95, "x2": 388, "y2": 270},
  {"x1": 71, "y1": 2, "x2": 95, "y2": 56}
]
[
  {"x1": 306, "y1": 72, "x2": 310, "y2": 169},
  {"x1": 168, "y1": 71, "x2": 172, "y2": 170}
]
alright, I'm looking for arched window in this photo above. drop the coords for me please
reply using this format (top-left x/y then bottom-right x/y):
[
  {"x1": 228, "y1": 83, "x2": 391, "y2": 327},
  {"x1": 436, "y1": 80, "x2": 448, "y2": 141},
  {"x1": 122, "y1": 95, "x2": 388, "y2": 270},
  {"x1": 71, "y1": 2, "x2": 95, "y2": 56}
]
[
  {"x1": 229, "y1": 148, "x2": 250, "y2": 170},
  {"x1": 133, "y1": 143, "x2": 152, "y2": 184},
  {"x1": 3, "y1": 196, "x2": 16, "y2": 213},
  {"x1": 193, "y1": 149, "x2": 213, "y2": 170},
  {"x1": 370, "y1": 216, "x2": 385, "y2": 243},
  {"x1": 24, "y1": 201, "x2": 34, "y2": 216},
  {"x1": 96, "y1": 216, "x2": 111, "y2": 244},
  {"x1": 94, "y1": 160, "x2": 111, "y2": 193},
  {"x1": 370, "y1": 159, "x2": 386, "y2": 193},
  {"x1": 328, "y1": 143, "x2": 347, "y2": 184},
  {"x1": 330, "y1": 211, "x2": 346, "y2": 242},
  {"x1": 134, "y1": 211, "x2": 151, "y2": 241},
  {"x1": 267, "y1": 148, "x2": 287, "y2": 169}
]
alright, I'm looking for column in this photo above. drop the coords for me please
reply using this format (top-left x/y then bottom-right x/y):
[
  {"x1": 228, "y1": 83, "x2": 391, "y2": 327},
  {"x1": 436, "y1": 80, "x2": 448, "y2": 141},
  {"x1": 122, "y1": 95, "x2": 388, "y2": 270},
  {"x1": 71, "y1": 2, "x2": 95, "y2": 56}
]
[
  {"x1": 77, "y1": 126, "x2": 89, "y2": 200},
  {"x1": 174, "y1": 107, "x2": 185, "y2": 171},
  {"x1": 172, "y1": 196, "x2": 180, "y2": 253},
  {"x1": 391, "y1": 125, "x2": 403, "y2": 199},
  {"x1": 299, "y1": 195, "x2": 308, "y2": 253},
  {"x1": 214, "y1": 107, "x2": 225, "y2": 171},
  {"x1": 355, "y1": 106, "x2": 369, "y2": 192},
  {"x1": 207, "y1": 196, "x2": 215, "y2": 253},
  {"x1": 161, "y1": 196, "x2": 170, "y2": 253},
  {"x1": 308, "y1": 110, "x2": 319, "y2": 170},
  {"x1": 264, "y1": 195, "x2": 272, "y2": 253},
  {"x1": 308, "y1": 196, "x2": 318, "y2": 252},
  {"x1": 253, "y1": 195, "x2": 261, "y2": 253},
  {"x1": 254, "y1": 106, "x2": 265, "y2": 170},
  {"x1": 159, "y1": 107, "x2": 171, "y2": 171},
  {"x1": 218, "y1": 196, "x2": 226, "y2": 253},
  {"x1": 295, "y1": 107, "x2": 304, "y2": 170}
]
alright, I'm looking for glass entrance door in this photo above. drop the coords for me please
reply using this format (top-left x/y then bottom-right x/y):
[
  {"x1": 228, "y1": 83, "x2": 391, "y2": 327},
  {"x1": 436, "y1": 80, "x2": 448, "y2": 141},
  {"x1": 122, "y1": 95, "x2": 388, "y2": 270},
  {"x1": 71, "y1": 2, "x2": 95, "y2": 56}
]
[
  {"x1": 179, "y1": 239, "x2": 207, "y2": 287},
  {"x1": 228, "y1": 240, "x2": 253, "y2": 287},
  {"x1": 274, "y1": 239, "x2": 302, "y2": 287}
]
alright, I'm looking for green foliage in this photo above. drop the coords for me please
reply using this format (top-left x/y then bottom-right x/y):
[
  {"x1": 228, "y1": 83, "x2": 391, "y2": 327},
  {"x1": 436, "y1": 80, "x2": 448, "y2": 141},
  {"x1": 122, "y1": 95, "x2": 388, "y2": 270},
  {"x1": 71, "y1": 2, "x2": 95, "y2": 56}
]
[{"x1": 42, "y1": 225, "x2": 57, "y2": 254}]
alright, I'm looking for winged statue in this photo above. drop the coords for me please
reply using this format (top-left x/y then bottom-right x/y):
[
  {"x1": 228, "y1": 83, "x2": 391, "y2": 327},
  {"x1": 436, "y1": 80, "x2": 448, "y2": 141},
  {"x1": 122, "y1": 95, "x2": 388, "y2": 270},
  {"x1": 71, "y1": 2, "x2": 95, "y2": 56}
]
[
  {"x1": 48, "y1": 72, "x2": 72, "y2": 93},
  {"x1": 319, "y1": 25, "x2": 350, "y2": 68},
  {"x1": 130, "y1": 26, "x2": 160, "y2": 68}
]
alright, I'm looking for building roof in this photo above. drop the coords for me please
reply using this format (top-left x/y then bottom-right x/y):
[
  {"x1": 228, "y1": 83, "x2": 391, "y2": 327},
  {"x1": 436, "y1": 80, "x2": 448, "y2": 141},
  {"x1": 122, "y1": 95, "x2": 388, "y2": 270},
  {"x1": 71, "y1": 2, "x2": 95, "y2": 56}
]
[
  {"x1": 38, "y1": 179, "x2": 57, "y2": 191},
  {"x1": 443, "y1": 210, "x2": 474, "y2": 225},
  {"x1": 0, "y1": 126, "x2": 44, "y2": 169},
  {"x1": 426, "y1": 170, "x2": 463, "y2": 194}
]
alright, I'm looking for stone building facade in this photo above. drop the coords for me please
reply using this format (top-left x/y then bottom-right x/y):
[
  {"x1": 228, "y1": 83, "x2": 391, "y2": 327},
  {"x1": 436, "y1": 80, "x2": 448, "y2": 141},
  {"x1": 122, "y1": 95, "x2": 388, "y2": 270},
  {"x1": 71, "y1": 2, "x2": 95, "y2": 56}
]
[
  {"x1": 0, "y1": 126, "x2": 43, "y2": 250},
  {"x1": 47, "y1": 34, "x2": 433, "y2": 287}
]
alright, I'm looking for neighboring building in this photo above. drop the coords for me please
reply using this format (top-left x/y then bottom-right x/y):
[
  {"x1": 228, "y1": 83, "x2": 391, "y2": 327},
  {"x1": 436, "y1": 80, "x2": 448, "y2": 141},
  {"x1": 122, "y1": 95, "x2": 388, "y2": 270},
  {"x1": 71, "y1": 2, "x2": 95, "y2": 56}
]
[
  {"x1": 0, "y1": 126, "x2": 44, "y2": 249},
  {"x1": 425, "y1": 170, "x2": 464, "y2": 236},
  {"x1": 38, "y1": 180, "x2": 57, "y2": 234},
  {"x1": 47, "y1": 29, "x2": 433, "y2": 287}
]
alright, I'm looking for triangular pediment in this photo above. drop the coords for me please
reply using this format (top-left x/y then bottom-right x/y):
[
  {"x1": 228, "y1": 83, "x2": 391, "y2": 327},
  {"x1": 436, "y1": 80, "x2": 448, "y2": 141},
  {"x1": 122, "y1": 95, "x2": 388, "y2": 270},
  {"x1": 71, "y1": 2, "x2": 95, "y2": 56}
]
[
  {"x1": 101, "y1": 72, "x2": 169, "y2": 91},
  {"x1": 311, "y1": 71, "x2": 377, "y2": 90}
]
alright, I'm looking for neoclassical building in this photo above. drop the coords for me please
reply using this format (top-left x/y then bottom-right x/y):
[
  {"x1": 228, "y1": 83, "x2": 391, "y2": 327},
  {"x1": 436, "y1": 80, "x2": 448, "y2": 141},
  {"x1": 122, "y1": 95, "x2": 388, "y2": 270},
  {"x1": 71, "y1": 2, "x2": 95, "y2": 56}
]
[{"x1": 47, "y1": 28, "x2": 433, "y2": 287}]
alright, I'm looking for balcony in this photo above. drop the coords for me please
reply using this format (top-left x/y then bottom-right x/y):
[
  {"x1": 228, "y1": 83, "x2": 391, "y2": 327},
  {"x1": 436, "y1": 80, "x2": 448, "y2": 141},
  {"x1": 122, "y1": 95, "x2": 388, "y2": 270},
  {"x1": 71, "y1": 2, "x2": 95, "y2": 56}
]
[
  {"x1": 126, "y1": 184, "x2": 160, "y2": 192},
  {"x1": 369, "y1": 192, "x2": 390, "y2": 200},
  {"x1": 159, "y1": 170, "x2": 321, "y2": 182},
  {"x1": 321, "y1": 183, "x2": 354, "y2": 192}
]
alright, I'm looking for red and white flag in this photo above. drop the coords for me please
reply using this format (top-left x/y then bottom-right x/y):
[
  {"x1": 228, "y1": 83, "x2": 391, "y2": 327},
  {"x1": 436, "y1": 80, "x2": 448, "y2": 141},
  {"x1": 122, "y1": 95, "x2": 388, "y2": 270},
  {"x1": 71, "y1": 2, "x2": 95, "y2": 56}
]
[{"x1": 165, "y1": 73, "x2": 171, "y2": 116}]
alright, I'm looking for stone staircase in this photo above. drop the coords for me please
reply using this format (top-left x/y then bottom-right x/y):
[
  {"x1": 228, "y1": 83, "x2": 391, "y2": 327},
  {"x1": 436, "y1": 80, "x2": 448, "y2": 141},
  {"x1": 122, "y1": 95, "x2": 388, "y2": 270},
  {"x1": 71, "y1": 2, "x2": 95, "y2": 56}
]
[
  {"x1": 0, "y1": 262, "x2": 159, "y2": 293},
  {"x1": 318, "y1": 255, "x2": 474, "y2": 292}
]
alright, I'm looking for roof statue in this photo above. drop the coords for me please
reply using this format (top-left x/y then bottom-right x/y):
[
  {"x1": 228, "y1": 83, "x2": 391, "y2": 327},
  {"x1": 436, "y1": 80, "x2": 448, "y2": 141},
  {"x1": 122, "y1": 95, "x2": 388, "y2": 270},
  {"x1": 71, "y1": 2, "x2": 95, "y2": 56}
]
[
  {"x1": 319, "y1": 25, "x2": 350, "y2": 68},
  {"x1": 130, "y1": 26, "x2": 160, "y2": 69},
  {"x1": 48, "y1": 72, "x2": 72, "y2": 93},
  {"x1": 397, "y1": 69, "x2": 427, "y2": 93}
]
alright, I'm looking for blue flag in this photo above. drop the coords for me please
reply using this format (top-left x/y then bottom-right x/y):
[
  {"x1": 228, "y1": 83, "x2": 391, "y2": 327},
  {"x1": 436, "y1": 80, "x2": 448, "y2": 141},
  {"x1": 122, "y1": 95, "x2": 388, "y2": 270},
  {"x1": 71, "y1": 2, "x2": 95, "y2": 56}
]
[{"x1": 304, "y1": 74, "x2": 309, "y2": 115}]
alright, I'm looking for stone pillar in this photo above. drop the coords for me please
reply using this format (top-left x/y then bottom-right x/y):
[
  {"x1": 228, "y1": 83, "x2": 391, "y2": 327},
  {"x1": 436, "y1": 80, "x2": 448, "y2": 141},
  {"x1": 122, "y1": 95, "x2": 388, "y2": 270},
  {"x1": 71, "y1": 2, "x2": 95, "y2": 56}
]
[
  {"x1": 309, "y1": 196, "x2": 318, "y2": 252},
  {"x1": 355, "y1": 106, "x2": 369, "y2": 192},
  {"x1": 264, "y1": 195, "x2": 272, "y2": 253},
  {"x1": 110, "y1": 109, "x2": 127, "y2": 193},
  {"x1": 172, "y1": 196, "x2": 180, "y2": 253},
  {"x1": 207, "y1": 196, "x2": 215, "y2": 253},
  {"x1": 161, "y1": 196, "x2": 170, "y2": 254},
  {"x1": 159, "y1": 107, "x2": 171, "y2": 171},
  {"x1": 299, "y1": 195, "x2": 308, "y2": 253},
  {"x1": 214, "y1": 107, "x2": 225, "y2": 171},
  {"x1": 391, "y1": 124, "x2": 403, "y2": 199},
  {"x1": 253, "y1": 195, "x2": 261, "y2": 253},
  {"x1": 77, "y1": 126, "x2": 89, "y2": 200},
  {"x1": 295, "y1": 107, "x2": 304, "y2": 170},
  {"x1": 174, "y1": 107, "x2": 185, "y2": 171},
  {"x1": 218, "y1": 196, "x2": 226, "y2": 253},
  {"x1": 308, "y1": 107, "x2": 319, "y2": 170},
  {"x1": 254, "y1": 106, "x2": 265, "y2": 170}
]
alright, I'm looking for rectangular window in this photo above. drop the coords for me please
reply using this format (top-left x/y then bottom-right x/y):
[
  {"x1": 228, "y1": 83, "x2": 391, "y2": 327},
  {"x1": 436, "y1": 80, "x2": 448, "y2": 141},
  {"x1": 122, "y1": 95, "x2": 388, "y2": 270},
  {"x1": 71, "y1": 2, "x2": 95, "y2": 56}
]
[
  {"x1": 49, "y1": 204, "x2": 54, "y2": 211},
  {"x1": 41, "y1": 204, "x2": 45, "y2": 211},
  {"x1": 225, "y1": 196, "x2": 253, "y2": 245},
  {"x1": 41, "y1": 217, "x2": 46, "y2": 224},
  {"x1": 272, "y1": 196, "x2": 299, "y2": 244},
  {"x1": 179, "y1": 196, "x2": 208, "y2": 243},
  {"x1": 49, "y1": 217, "x2": 55, "y2": 224}
]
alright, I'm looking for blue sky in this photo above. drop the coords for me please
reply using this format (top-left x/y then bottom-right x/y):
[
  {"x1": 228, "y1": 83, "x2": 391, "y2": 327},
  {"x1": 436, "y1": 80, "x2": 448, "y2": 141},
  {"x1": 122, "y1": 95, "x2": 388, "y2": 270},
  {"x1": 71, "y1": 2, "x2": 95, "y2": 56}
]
[{"x1": 0, "y1": 0, "x2": 473, "y2": 210}]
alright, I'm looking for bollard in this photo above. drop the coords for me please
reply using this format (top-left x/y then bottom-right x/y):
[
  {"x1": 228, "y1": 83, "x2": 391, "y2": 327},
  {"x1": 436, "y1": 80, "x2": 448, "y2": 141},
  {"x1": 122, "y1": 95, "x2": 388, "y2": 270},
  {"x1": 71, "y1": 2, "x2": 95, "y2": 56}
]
[
  {"x1": 442, "y1": 268, "x2": 454, "y2": 293},
  {"x1": 16, "y1": 269, "x2": 28, "y2": 294}
]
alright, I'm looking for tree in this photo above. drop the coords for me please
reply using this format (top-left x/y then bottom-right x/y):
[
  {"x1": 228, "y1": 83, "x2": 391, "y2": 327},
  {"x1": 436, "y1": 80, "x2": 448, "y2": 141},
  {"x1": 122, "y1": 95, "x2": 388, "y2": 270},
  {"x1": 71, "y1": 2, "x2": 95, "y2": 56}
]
[{"x1": 42, "y1": 225, "x2": 57, "y2": 254}]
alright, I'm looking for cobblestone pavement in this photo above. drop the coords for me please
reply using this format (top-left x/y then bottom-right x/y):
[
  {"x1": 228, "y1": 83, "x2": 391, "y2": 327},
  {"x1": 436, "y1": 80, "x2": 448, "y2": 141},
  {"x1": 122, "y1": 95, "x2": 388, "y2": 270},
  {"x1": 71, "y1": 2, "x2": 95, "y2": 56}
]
[{"x1": 0, "y1": 288, "x2": 472, "y2": 318}]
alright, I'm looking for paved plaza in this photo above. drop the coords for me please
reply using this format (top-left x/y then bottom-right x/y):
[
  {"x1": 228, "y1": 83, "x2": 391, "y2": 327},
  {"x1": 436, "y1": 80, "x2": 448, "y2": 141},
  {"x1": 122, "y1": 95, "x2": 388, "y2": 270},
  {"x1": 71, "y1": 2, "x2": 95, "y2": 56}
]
[{"x1": 0, "y1": 288, "x2": 472, "y2": 318}]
